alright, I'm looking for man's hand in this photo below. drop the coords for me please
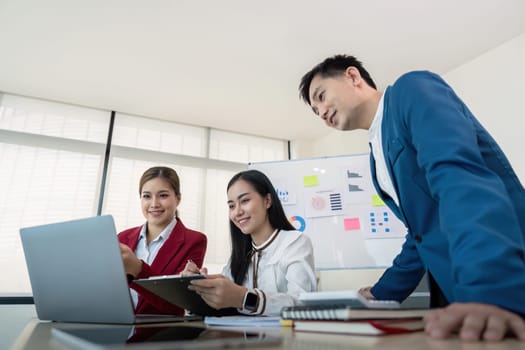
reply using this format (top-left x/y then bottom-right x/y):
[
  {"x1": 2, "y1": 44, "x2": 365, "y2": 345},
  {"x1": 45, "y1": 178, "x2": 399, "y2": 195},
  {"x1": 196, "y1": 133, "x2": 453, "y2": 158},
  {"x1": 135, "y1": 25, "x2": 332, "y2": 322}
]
[
  {"x1": 424, "y1": 303, "x2": 525, "y2": 342},
  {"x1": 358, "y1": 286, "x2": 376, "y2": 300}
]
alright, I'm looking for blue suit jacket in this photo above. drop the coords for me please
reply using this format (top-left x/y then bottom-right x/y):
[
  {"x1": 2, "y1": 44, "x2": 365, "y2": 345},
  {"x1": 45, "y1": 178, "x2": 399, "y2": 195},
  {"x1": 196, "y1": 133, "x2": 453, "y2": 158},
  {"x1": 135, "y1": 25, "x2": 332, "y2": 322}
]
[{"x1": 369, "y1": 71, "x2": 525, "y2": 316}]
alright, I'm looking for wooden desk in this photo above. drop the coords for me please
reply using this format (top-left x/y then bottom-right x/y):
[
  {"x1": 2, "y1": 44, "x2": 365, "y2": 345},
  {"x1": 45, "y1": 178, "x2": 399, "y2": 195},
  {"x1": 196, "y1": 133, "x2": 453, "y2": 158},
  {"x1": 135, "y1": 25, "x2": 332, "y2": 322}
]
[{"x1": 5, "y1": 305, "x2": 525, "y2": 350}]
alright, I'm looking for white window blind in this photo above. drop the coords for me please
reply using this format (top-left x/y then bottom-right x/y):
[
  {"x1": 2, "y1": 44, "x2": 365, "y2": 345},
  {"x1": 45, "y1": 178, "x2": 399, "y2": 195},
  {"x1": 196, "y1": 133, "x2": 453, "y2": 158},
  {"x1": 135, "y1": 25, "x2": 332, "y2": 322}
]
[
  {"x1": 0, "y1": 94, "x2": 109, "y2": 295},
  {"x1": 107, "y1": 113, "x2": 248, "y2": 273},
  {"x1": 0, "y1": 96, "x2": 289, "y2": 294},
  {"x1": 202, "y1": 168, "x2": 238, "y2": 267},
  {"x1": 209, "y1": 129, "x2": 288, "y2": 163},
  {"x1": 102, "y1": 157, "x2": 206, "y2": 235},
  {"x1": 0, "y1": 94, "x2": 108, "y2": 143},
  {"x1": 112, "y1": 113, "x2": 207, "y2": 157}
]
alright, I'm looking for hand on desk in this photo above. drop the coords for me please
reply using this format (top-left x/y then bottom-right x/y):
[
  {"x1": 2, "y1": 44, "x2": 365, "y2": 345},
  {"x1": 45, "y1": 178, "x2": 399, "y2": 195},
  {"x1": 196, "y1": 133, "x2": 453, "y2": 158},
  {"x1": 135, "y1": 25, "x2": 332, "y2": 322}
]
[
  {"x1": 424, "y1": 303, "x2": 525, "y2": 342},
  {"x1": 358, "y1": 286, "x2": 376, "y2": 300},
  {"x1": 188, "y1": 274, "x2": 247, "y2": 310}
]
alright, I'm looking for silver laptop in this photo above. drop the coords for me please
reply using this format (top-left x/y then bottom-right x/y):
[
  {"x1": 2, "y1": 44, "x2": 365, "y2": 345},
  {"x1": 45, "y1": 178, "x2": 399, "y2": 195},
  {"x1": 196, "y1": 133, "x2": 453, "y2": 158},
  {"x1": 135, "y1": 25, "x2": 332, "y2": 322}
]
[{"x1": 19, "y1": 215, "x2": 199, "y2": 324}]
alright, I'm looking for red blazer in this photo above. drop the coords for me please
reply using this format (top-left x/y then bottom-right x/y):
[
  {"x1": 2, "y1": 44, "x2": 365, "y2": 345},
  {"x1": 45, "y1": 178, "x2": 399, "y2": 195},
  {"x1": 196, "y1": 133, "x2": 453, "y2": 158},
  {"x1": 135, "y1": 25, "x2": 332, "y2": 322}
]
[{"x1": 118, "y1": 219, "x2": 207, "y2": 315}]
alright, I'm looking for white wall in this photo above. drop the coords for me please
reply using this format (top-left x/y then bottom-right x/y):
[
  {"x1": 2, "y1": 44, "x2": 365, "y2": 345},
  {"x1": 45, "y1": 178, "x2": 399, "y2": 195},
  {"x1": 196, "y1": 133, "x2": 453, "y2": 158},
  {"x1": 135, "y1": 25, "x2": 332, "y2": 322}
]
[
  {"x1": 317, "y1": 268, "x2": 385, "y2": 292},
  {"x1": 444, "y1": 32, "x2": 525, "y2": 183},
  {"x1": 292, "y1": 130, "x2": 369, "y2": 159},
  {"x1": 294, "y1": 32, "x2": 525, "y2": 183}
]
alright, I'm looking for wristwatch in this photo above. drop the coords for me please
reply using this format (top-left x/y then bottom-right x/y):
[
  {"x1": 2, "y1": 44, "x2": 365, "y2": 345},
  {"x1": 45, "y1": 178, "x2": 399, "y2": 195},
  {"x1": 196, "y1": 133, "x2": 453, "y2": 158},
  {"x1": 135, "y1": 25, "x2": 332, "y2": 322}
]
[{"x1": 243, "y1": 290, "x2": 259, "y2": 312}]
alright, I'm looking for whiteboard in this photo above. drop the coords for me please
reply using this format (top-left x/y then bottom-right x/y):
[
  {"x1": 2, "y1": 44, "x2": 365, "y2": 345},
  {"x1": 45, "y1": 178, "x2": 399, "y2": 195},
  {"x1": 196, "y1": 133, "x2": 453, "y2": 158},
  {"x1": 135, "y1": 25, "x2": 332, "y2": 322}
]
[{"x1": 249, "y1": 154, "x2": 408, "y2": 270}]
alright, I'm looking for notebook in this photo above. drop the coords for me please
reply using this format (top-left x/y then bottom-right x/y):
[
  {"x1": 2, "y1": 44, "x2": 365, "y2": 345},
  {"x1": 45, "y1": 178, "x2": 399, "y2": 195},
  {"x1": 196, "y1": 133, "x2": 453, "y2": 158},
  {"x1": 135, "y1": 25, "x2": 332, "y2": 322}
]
[
  {"x1": 298, "y1": 290, "x2": 400, "y2": 309},
  {"x1": 19, "y1": 215, "x2": 201, "y2": 324},
  {"x1": 281, "y1": 304, "x2": 431, "y2": 321}
]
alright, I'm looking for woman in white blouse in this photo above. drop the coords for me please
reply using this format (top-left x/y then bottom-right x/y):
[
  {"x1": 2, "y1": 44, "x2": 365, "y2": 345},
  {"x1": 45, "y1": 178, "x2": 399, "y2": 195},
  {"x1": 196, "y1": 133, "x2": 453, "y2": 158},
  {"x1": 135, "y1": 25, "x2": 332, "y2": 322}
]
[{"x1": 185, "y1": 169, "x2": 317, "y2": 316}]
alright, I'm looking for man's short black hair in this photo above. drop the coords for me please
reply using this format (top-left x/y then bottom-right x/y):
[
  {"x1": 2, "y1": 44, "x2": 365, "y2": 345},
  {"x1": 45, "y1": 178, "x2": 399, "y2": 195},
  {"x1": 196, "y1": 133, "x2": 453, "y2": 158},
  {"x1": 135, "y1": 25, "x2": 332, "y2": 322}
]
[{"x1": 299, "y1": 55, "x2": 377, "y2": 105}]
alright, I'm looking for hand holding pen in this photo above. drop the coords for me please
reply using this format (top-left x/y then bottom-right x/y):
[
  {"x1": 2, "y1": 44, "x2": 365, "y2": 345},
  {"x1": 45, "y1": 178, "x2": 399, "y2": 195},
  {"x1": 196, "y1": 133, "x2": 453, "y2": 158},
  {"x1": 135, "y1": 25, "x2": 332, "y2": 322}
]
[{"x1": 181, "y1": 259, "x2": 208, "y2": 276}]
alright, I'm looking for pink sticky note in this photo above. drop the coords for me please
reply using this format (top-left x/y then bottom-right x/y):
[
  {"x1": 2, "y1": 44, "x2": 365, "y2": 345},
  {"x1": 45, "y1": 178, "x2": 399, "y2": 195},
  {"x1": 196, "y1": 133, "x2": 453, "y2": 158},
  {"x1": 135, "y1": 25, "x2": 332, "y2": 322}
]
[{"x1": 344, "y1": 218, "x2": 361, "y2": 231}]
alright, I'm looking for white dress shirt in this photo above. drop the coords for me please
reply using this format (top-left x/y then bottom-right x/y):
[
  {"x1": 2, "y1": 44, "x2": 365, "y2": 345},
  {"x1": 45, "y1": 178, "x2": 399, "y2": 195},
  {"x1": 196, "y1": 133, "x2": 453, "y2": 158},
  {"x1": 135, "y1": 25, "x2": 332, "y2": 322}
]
[
  {"x1": 130, "y1": 217, "x2": 177, "y2": 307},
  {"x1": 222, "y1": 230, "x2": 317, "y2": 316},
  {"x1": 368, "y1": 93, "x2": 400, "y2": 206}
]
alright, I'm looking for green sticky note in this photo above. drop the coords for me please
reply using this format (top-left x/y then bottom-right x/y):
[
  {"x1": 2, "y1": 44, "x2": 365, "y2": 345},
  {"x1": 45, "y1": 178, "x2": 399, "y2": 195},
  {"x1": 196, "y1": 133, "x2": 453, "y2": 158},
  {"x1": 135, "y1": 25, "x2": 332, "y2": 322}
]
[
  {"x1": 303, "y1": 175, "x2": 319, "y2": 187},
  {"x1": 372, "y1": 194, "x2": 386, "y2": 206}
]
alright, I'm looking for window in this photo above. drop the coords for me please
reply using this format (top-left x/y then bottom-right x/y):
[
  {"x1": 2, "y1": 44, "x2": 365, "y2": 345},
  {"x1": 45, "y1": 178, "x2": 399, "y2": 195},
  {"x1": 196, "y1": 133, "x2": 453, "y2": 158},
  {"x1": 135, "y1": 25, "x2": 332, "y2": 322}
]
[
  {"x1": 0, "y1": 94, "x2": 108, "y2": 143},
  {"x1": 209, "y1": 129, "x2": 288, "y2": 163},
  {"x1": 0, "y1": 94, "x2": 109, "y2": 295},
  {"x1": 0, "y1": 94, "x2": 289, "y2": 295},
  {"x1": 106, "y1": 113, "x2": 248, "y2": 273},
  {"x1": 112, "y1": 113, "x2": 207, "y2": 157},
  {"x1": 103, "y1": 157, "x2": 206, "y2": 234}
]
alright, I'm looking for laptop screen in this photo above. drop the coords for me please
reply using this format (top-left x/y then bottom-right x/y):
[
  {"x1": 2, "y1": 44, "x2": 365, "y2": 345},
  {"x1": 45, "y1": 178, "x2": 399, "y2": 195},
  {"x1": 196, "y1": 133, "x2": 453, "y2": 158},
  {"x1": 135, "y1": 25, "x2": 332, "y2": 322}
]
[{"x1": 19, "y1": 215, "x2": 137, "y2": 323}]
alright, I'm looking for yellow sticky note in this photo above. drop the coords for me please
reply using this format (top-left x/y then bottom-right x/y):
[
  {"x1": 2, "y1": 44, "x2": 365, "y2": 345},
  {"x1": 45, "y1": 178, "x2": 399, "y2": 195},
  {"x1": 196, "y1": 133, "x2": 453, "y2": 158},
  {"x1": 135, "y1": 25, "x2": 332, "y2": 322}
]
[
  {"x1": 372, "y1": 194, "x2": 386, "y2": 206},
  {"x1": 280, "y1": 319, "x2": 294, "y2": 327},
  {"x1": 303, "y1": 175, "x2": 319, "y2": 187}
]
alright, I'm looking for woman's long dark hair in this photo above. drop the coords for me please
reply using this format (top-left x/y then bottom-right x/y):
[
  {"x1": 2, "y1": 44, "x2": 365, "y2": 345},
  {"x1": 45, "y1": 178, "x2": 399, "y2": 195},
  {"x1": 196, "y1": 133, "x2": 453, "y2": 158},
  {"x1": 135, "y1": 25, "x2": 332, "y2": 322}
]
[{"x1": 227, "y1": 169, "x2": 295, "y2": 285}]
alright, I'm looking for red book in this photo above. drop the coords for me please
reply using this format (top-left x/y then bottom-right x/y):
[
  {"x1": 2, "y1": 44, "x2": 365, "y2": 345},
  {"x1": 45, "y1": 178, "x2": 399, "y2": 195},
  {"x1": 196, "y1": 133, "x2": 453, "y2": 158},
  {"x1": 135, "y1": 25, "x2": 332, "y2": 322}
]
[{"x1": 293, "y1": 318, "x2": 425, "y2": 336}]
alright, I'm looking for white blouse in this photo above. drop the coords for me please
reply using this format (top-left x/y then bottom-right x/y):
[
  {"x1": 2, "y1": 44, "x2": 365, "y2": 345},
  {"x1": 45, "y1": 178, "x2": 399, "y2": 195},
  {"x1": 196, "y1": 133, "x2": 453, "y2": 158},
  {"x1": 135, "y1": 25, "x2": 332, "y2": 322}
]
[{"x1": 222, "y1": 230, "x2": 317, "y2": 316}]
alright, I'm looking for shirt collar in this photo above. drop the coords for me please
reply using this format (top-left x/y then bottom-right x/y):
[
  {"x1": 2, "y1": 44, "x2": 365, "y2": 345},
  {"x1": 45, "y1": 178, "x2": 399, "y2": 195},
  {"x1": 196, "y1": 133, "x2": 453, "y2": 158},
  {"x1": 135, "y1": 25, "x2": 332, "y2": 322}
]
[
  {"x1": 138, "y1": 216, "x2": 177, "y2": 243},
  {"x1": 252, "y1": 228, "x2": 280, "y2": 251},
  {"x1": 368, "y1": 93, "x2": 385, "y2": 140}
]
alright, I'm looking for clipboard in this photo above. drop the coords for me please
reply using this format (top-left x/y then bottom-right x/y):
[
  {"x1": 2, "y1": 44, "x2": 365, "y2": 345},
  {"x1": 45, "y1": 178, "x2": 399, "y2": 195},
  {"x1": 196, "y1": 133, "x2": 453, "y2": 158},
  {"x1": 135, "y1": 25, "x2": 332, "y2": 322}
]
[{"x1": 134, "y1": 274, "x2": 239, "y2": 316}]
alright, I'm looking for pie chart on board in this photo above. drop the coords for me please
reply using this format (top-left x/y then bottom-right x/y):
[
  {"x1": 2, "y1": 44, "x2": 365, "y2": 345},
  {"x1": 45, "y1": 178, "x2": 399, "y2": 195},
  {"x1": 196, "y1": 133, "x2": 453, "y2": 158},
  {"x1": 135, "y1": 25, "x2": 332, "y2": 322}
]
[{"x1": 289, "y1": 215, "x2": 306, "y2": 232}]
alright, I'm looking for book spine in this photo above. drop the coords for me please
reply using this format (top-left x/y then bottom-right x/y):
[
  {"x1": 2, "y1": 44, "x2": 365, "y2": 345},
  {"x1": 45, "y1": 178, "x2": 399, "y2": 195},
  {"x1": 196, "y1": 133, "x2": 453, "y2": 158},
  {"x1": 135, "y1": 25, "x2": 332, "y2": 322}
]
[{"x1": 281, "y1": 306, "x2": 346, "y2": 320}]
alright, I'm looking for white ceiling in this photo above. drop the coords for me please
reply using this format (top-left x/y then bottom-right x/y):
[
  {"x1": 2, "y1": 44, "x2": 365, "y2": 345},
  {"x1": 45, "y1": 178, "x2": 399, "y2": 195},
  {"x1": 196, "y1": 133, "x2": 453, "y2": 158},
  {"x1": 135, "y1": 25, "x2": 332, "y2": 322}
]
[{"x1": 1, "y1": 0, "x2": 524, "y2": 141}]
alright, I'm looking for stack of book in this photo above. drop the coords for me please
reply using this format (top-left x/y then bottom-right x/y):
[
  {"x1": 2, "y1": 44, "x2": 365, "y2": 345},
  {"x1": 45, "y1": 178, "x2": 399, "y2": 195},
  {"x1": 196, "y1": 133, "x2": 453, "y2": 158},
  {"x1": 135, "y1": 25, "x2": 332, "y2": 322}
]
[{"x1": 281, "y1": 291, "x2": 431, "y2": 336}]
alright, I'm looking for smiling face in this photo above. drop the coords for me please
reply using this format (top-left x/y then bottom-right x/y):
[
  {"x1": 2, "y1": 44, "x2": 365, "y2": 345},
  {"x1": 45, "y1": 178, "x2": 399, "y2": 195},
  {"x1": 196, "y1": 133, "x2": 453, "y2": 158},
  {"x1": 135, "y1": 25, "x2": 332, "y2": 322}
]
[
  {"x1": 140, "y1": 177, "x2": 180, "y2": 230},
  {"x1": 309, "y1": 67, "x2": 369, "y2": 131},
  {"x1": 227, "y1": 178, "x2": 273, "y2": 243}
]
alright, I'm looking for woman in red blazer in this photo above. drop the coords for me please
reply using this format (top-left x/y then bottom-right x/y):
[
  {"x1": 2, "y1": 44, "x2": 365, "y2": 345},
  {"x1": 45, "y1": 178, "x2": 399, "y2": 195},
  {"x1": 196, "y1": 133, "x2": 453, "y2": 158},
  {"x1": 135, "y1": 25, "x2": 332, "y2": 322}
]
[{"x1": 118, "y1": 166, "x2": 207, "y2": 315}]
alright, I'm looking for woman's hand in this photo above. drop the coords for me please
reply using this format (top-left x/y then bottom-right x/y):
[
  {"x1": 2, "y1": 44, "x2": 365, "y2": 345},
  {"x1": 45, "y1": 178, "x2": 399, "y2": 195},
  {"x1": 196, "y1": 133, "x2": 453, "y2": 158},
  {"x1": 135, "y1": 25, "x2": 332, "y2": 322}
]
[
  {"x1": 119, "y1": 243, "x2": 143, "y2": 277},
  {"x1": 188, "y1": 274, "x2": 247, "y2": 310},
  {"x1": 181, "y1": 260, "x2": 208, "y2": 276}
]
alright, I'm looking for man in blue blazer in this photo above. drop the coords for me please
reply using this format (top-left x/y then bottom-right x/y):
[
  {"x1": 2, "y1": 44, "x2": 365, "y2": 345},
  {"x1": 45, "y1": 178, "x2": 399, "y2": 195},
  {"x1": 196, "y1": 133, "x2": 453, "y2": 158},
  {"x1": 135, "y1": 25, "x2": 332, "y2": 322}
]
[{"x1": 299, "y1": 55, "x2": 525, "y2": 341}]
